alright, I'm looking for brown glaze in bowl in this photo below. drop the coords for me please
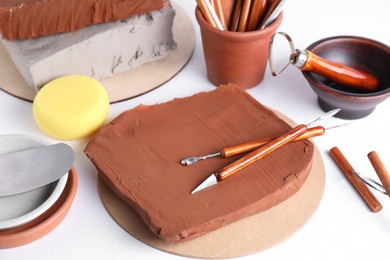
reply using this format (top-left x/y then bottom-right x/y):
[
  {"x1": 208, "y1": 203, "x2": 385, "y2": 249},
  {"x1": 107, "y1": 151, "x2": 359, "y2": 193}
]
[{"x1": 302, "y1": 36, "x2": 390, "y2": 119}]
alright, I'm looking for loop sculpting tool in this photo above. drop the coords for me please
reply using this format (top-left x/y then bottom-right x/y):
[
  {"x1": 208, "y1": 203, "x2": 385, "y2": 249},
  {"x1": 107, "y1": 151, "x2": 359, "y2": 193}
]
[{"x1": 191, "y1": 109, "x2": 340, "y2": 194}]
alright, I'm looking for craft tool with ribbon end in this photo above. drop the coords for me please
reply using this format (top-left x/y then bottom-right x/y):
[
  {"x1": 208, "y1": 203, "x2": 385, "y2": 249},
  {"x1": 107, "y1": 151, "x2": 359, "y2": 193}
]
[
  {"x1": 269, "y1": 32, "x2": 379, "y2": 92},
  {"x1": 181, "y1": 123, "x2": 348, "y2": 166},
  {"x1": 191, "y1": 109, "x2": 340, "y2": 194}
]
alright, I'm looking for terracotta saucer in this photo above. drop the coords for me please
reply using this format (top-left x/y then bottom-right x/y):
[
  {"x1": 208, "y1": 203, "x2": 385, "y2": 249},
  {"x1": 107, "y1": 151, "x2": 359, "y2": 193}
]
[{"x1": 0, "y1": 167, "x2": 78, "y2": 249}]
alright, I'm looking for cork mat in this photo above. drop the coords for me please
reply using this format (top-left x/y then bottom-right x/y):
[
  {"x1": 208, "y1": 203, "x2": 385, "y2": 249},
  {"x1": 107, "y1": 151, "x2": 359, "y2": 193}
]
[
  {"x1": 97, "y1": 113, "x2": 326, "y2": 259},
  {"x1": 0, "y1": 2, "x2": 194, "y2": 103}
]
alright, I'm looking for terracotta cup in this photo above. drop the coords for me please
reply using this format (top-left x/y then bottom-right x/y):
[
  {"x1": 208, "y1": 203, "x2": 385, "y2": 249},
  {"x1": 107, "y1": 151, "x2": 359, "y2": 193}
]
[{"x1": 195, "y1": 8, "x2": 283, "y2": 89}]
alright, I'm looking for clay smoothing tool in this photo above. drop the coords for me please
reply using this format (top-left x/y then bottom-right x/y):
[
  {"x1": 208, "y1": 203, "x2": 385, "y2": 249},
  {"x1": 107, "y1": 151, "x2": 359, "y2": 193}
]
[
  {"x1": 269, "y1": 32, "x2": 379, "y2": 92},
  {"x1": 181, "y1": 123, "x2": 348, "y2": 166},
  {"x1": 191, "y1": 108, "x2": 340, "y2": 194}
]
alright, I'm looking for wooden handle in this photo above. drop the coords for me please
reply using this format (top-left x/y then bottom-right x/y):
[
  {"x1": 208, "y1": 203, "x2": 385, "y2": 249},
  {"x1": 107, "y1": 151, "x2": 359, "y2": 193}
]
[
  {"x1": 246, "y1": 0, "x2": 267, "y2": 31},
  {"x1": 212, "y1": 0, "x2": 227, "y2": 29},
  {"x1": 216, "y1": 124, "x2": 308, "y2": 181},
  {"x1": 302, "y1": 50, "x2": 379, "y2": 92},
  {"x1": 229, "y1": 0, "x2": 242, "y2": 31},
  {"x1": 237, "y1": 0, "x2": 252, "y2": 32},
  {"x1": 196, "y1": 0, "x2": 219, "y2": 29},
  {"x1": 258, "y1": 0, "x2": 280, "y2": 29},
  {"x1": 221, "y1": 126, "x2": 325, "y2": 157},
  {"x1": 329, "y1": 147, "x2": 382, "y2": 212},
  {"x1": 368, "y1": 151, "x2": 390, "y2": 198}
]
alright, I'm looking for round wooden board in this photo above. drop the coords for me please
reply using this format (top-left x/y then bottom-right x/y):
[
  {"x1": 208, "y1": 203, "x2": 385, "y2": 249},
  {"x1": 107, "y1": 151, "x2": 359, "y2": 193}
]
[
  {"x1": 97, "y1": 111, "x2": 326, "y2": 259},
  {"x1": 0, "y1": 2, "x2": 195, "y2": 103}
]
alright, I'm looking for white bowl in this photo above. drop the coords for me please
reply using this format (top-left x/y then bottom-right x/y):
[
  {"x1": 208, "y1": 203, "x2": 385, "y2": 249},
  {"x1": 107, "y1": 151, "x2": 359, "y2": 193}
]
[{"x1": 0, "y1": 134, "x2": 68, "y2": 230}]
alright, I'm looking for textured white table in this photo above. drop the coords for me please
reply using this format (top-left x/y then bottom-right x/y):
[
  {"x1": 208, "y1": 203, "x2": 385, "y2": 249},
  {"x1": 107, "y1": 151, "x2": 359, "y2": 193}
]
[{"x1": 1, "y1": 0, "x2": 389, "y2": 259}]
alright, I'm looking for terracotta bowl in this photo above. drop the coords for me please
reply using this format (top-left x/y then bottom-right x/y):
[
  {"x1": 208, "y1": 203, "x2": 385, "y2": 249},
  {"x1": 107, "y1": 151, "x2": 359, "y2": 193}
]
[{"x1": 302, "y1": 36, "x2": 390, "y2": 119}]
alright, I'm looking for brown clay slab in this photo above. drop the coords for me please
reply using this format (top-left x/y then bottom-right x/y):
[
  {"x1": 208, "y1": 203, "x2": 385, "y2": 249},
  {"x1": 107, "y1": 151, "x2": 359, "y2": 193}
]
[{"x1": 85, "y1": 84, "x2": 315, "y2": 243}]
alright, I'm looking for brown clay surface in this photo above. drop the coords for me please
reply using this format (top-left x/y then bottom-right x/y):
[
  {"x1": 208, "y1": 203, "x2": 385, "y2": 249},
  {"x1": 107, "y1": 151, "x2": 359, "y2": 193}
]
[{"x1": 85, "y1": 84, "x2": 314, "y2": 243}]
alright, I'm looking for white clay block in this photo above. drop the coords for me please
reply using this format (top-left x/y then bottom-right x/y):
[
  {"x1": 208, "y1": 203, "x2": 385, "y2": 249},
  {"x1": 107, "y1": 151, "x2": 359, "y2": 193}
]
[{"x1": 1, "y1": 5, "x2": 176, "y2": 90}]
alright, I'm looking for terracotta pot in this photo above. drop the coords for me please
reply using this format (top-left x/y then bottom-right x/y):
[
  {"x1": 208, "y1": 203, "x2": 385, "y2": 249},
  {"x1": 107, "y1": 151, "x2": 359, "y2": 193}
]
[{"x1": 195, "y1": 8, "x2": 283, "y2": 89}]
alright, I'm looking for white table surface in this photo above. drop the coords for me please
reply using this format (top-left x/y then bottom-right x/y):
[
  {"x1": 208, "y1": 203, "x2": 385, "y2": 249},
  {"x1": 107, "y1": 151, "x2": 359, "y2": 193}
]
[{"x1": 1, "y1": 0, "x2": 389, "y2": 259}]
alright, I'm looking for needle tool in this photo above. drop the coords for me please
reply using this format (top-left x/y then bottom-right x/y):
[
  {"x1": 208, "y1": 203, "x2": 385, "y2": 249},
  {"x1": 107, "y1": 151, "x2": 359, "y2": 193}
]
[{"x1": 191, "y1": 108, "x2": 340, "y2": 194}]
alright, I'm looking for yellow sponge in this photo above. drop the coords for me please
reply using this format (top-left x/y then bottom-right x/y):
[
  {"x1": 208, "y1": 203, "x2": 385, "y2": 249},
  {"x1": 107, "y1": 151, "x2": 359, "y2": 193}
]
[{"x1": 33, "y1": 75, "x2": 109, "y2": 140}]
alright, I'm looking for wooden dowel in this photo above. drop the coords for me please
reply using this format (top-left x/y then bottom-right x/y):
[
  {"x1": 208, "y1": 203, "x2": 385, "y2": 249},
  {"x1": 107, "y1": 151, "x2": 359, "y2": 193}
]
[
  {"x1": 229, "y1": 0, "x2": 242, "y2": 31},
  {"x1": 237, "y1": 0, "x2": 252, "y2": 32},
  {"x1": 301, "y1": 50, "x2": 379, "y2": 92},
  {"x1": 247, "y1": 0, "x2": 267, "y2": 31},
  {"x1": 258, "y1": 0, "x2": 286, "y2": 29},
  {"x1": 329, "y1": 147, "x2": 382, "y2": 212},
  {"x1": 196, "y1": 0, "x2": 224, "y2": 30},
  {"x1": 217, "y1": 124, "x2": 308, "y2": 180},
  {"x1": 212, "y1": 0, "x2": 227, "y2": 30},
  {"x1": 258, "y1": 0, "x2": 280, "y2": 28},
  {"x1": 196, "y1": 0, "x2": 219, "y2": 28},
  {"x1": 368, "y1": 151, "x2": 390, "y2": 198},
  {"x1": 221, "y1": 126, "x2": 325, "y2": 157}
]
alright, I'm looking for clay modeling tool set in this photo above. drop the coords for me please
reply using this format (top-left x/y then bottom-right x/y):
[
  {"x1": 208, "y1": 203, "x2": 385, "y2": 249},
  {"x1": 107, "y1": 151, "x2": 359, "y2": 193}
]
[
  {"x1": 191, "y1": 109, "x2": 340, "y2": 194},
  {"x1": 181, "y1": 123, "x2": 349, "y2": 166}
]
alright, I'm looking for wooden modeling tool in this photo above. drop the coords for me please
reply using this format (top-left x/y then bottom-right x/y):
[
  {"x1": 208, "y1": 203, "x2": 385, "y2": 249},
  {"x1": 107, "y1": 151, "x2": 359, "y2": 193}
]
[
  {"x1": 212, "y1": 0, "x2": 228, "y2": 29},
  {"x1": 368, "y1": 151, "x2": 390, "y2": 198},
  {"x1": 229, "y1": 0, "x2": 242, "y2": 31},
  {"x1": 329, "y1": 147, "x2": 382, "y2": 212},
  {"x1": 237, "y1": 0, "x2": 252, "y2": 32},
  {"x1": 258, "y1": 0, "x2": 286, "y2": 29},
  {"x1": 196, "y1": 0, "x2": 224, "y2": 30},
  {"x1": 247, "y1": 0, "x2": 267, "y2": 31}
]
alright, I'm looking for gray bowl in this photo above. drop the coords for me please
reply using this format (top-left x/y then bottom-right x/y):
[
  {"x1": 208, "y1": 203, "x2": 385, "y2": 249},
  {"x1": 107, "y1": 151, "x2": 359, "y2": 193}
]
[{"x1": 302, "y1": 36, "x2": 390, "y2": 119}]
